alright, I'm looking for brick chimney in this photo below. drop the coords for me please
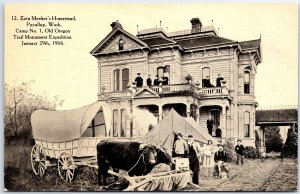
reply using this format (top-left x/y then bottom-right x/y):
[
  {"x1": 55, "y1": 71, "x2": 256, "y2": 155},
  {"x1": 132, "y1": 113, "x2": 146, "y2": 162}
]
[
  {"x1": 190, "y1": 18, "x2": 202, "y2": 33},
  {"x1": 110, "y1": 20, "x2": 122, "y2": 29}
]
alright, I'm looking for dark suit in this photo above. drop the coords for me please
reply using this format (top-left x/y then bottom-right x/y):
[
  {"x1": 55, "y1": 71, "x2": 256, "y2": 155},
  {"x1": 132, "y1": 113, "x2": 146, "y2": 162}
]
[
  {"x1": 216, "y1": 77, "x2": 224, "y2": 87},
  {"x1": 135, "y1": 77, "x2": 143, "y2": 87},
  {"x1": 146, "y1": 78, "x2": 152, "y2": 87},
  {"x1": 214, "y1": 150, "x2": 227, "y2": 176},
  {"x1": 207, "y1": 119, "x2": 214, "y2": 135},
  {"x1": 235, "y1": 144, "x2": 245, "y2": 165}
]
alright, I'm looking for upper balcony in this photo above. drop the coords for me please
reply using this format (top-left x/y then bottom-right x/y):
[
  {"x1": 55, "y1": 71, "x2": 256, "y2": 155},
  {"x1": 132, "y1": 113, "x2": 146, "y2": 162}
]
[{"x1": 99, "y1": 83, "x2": 232, "y2": 100}]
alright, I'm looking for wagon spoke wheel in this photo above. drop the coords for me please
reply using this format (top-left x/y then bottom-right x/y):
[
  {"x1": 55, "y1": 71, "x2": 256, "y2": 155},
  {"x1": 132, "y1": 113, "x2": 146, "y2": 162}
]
[
  {"x1": 57, "y1": 152, "x2": 75, "y2": 182},
  {"x1": 31, "y1": 144, "x2": 47, "y2": 178}
]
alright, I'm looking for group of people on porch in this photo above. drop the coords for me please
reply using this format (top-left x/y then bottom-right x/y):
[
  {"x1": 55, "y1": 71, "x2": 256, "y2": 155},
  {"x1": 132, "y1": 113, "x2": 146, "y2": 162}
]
[
  {"x1": 173, "y1": 133, "x2": 245, "y2": 184},
  {"x1": 134, "y1": 73, "x2": 224, "y2": 88}
]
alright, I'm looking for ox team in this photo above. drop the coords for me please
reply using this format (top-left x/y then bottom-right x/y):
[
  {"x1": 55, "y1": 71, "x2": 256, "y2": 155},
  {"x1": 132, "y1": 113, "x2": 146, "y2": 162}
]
[{"x1": 96, "y1": 134, "x2": 212, "y2": 186}]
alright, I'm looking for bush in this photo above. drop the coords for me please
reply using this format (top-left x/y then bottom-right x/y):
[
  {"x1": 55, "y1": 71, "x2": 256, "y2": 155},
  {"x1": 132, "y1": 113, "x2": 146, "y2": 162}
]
[
  {"x1": 224, "y1": 139, "x2": 237, "y2": 162},
  {"x1": 282, "y1": 126, "x2": 298, "y2": 158},
  {"x1": 244, "y1": 146, "x2": 258, "y2": 159}
]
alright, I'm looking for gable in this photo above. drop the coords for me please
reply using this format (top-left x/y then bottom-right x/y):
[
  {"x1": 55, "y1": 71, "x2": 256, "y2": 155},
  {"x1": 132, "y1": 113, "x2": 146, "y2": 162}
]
[
  {"x1": 91, "y1": 28, "x2": 149, "y2": 55},
  {"x1": 103, "y1": 34, "x2": 144, "y2": 53},
  {"x1": 133, "y1": 88, "x2": 159, "y2": 98}
]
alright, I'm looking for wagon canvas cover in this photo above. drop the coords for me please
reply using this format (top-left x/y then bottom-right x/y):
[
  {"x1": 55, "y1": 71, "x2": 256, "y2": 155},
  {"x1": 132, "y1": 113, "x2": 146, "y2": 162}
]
[
  {"x1": 31, "y1": 101, "x2": 112, "y2": 142},
  {"x1": 140, "y1": 109, "x2": 217, "y2": 155}
]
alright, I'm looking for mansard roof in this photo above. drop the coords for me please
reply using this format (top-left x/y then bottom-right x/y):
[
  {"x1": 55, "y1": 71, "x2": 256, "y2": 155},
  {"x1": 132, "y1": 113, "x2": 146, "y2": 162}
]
[
  {"x1": 239, "y1": 39, "x2": 261, "y2": 51},
  {"x1": 142, "y1": 37, "x2": 176, "y2": 47},
  {"x1": 176, "y1": 35, "x2": 237, "y2": 49}
]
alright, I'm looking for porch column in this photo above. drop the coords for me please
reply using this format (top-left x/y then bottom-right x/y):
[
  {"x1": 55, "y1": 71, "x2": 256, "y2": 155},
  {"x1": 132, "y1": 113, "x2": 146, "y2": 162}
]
[
  {"x1": 186, "y1": 104, "x2": 191, "y2": 117},
  {"x1": 196, "y1": 108, "x2": 200, "y2": 123},
  {"x1": 221, "y1": 106, "x2": 227, "y2": 137},
  {"x1": 158, "y1": 105, "x2": 163, "y2": 121}
]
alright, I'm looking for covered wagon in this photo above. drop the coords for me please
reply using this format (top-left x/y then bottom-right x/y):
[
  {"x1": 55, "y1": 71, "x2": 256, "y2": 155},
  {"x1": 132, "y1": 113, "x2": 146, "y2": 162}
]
[{"x1": 30, "y1": 101, "x2": 130, "y2": 182}]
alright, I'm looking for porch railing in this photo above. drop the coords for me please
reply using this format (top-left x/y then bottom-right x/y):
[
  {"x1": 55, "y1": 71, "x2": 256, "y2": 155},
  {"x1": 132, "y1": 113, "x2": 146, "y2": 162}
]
[{"x1": 100, "y1": 84, "x2": 230, "y2": 99}]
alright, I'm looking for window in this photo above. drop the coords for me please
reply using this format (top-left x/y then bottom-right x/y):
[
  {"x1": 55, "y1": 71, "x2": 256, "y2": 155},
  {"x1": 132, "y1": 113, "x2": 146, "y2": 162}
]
[
  {"x1": 121, "y1": 109, "x2": 127, "y2": 137},
  {"x1": 202, "y1": 67, "x2": 210, "y2": 87},
  {"x1": 122, "y1": 68, "x2": 129, "y2": 90},
  {"x1": 113, "y1": 68, "x2": 129, "y2": 91},
  {"x1": 244, "y1": 112, "x2": 250, "y2": 138},
  {"x1": 244, "y1": 71, "x2": 250, "y2": 94},
  {"x1": 114, "y1": 69, "x2": 120, "y2": 91},
  {"x1": 157, "y1": 65, "x2": 170, "y2": 79},
  {"x1": 113, "y1": 110, "x2": 119, "y2": 137},
  {"x1": 119, "y1": 39, "x2": 124, "y2": 50}
]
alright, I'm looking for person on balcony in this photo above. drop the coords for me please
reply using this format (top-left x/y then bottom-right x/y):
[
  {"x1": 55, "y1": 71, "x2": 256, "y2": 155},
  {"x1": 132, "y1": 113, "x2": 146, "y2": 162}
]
[
  {"x1": 162, "y1": 73, "x2": 169, "y2": 85},
  {"x1": 216, "y1": 74, "x2": 224, "y2": 87},
  {"x1": 203, "y1": 76, "x2": 214, "y2": 88},
  {"x1": 146, "y1": 74, "x2": 152, "y2": 87},
  {"x1": 206, "y1": 116, "x2": 214, "y2": 136},
  {"x1": 153, "y1": 75, "x2": 160, "y2": 86},
  {"x1": 135, "y1": 73, "x2": 143, "y2": 87},
  {"x1": 215, "y1": 125, "x2": 222, "y2": 138},
  {"x1": 174, "y1": 133, "x2": 188, "y2": 158}
]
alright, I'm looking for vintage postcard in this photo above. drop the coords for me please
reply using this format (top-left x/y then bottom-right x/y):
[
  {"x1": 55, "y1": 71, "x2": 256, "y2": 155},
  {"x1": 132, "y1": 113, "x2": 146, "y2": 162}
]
[{"x1": 4, "y1": 2, "x2": 298, "y2": 191}]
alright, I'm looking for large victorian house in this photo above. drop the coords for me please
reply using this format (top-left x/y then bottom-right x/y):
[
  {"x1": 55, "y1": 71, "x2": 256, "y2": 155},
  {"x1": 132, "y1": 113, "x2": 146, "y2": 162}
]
[{"x1": 90, "y1": 18, "x2": 262, "y2": 146}]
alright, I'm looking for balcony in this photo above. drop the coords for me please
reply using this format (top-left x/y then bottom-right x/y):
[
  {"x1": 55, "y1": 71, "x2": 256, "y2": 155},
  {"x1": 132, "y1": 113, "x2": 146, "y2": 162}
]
[{"x1": 99, "y1": 83, "x2": 231, "y2": 100}]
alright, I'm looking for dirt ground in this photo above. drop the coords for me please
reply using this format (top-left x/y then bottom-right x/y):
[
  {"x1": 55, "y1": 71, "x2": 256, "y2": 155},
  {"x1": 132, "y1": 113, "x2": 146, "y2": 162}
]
[{"x1": 4, "y1": 145, "x2": 298, "y2": 191}]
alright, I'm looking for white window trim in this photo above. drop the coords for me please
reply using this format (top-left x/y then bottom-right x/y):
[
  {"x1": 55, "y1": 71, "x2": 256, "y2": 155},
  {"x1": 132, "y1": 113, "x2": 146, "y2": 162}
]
[{"x1": 111, "y1": 65, "x2": 132, "y2": 92}]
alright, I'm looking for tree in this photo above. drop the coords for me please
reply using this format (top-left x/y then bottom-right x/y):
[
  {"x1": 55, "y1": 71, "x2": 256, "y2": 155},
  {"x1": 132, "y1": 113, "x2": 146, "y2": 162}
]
[
  {"x1": 282, "y1": 124, "x2": 298, "y2": 158},
  {"x1": 265, "y1": 126, "x2": 283, "y2": 153},
  {"x1": 4, "y1": 80, "x2": 64, "y2": 144}
]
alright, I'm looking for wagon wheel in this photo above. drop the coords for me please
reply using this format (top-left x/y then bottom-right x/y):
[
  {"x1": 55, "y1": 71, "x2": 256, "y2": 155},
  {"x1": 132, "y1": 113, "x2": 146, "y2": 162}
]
[
  {"x1": 31, "y1": 144, "x2": 47, "y2": 178},
  {"x1": 57, "y1": 152, "x2": 76, "y2": 182}
]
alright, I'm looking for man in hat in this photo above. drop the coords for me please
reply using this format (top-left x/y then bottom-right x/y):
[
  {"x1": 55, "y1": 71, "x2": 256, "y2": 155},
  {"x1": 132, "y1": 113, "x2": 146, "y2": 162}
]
[
  {"x1": 216, "y1": 74, "x2": 224, "y2": 87},
  {"x1": 174, "y1": 133, "x2": 188, "y2": 158},
  {"x1": 206, "y1": 116, "x2": 214, "y2": 136},
  {"x1": 187, "y1": 135, "x2": 201, "y2": 184},
  {"x1": 146, "y1": 74, "x2": 152, "y2": 87},
  {"x1": 235, "y1": 140, "x2": 245, "y2": 165},
  {"x1": 153, "y1": 75, "x2": 160, "y2": 86},
  {"x1": 213, "y1": 144, "x2": 227, "y2": 177},
  {"x1": 135, "y1": 73, "x2": 143, "y2": 87}
]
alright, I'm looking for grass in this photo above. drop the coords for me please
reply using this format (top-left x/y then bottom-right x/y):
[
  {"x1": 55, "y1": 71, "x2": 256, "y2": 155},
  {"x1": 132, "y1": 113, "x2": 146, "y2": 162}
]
[{"x1": 4, "y1": 144, "x2": 298, "y2": 191}]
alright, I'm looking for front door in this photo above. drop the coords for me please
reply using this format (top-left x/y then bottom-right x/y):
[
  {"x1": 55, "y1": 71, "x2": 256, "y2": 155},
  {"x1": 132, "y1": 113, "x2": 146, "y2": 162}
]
[{"x1": 211, "y1": 109, "x2": 220, "y2": 136}]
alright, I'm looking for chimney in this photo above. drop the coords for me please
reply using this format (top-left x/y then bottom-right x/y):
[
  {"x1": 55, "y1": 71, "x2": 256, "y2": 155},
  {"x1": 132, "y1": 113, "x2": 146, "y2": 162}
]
[
  {"x1": 190, "y1": 18, "x2": 202, "y2": 33},
  {"x1": 110, "y1": 20, "x2": 122, "y2": 29}
]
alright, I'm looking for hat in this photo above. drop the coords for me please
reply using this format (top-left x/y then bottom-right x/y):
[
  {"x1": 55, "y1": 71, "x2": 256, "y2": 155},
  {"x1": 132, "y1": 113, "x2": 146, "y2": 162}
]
[
  {"x1": 237, "y1": 140, "x2": 242, "y2": 142},
  {"x1": 187, "y1": 135, "x2": 193, "y2": 138},
  {"x1": 217, "y1": 143, "x2": 224, "y2": 147},
  {"x1": 177, "y1": 133, "x2": 183, "y2": 137},
  {"x1": 137, "y1": 73, "x2": 141, "y2": 75}
]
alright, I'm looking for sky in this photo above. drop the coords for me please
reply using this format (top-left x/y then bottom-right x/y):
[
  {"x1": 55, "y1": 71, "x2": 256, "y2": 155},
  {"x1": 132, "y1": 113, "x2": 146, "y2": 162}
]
[{"x1": 4, "y1": 3, "x2": 298, "y2": 110}]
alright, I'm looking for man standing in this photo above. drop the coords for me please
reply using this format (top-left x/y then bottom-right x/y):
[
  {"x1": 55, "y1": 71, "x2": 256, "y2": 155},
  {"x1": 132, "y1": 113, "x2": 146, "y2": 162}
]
[
  {"x1": 174, "y1": 133, "x2": 188, "y2": 158},
  {"x1": 162, "y1": 73, "x2": 169, "y2": 85},
  {"x1": 135, "y1": 73, "x2": 143, "y2": 87},
  {"x1": 216, "y1": 74, "x2": 224, "y2": 87},
  {"x1": 146, "y1": 74, "x2": 152, "y2": 87},
  {"x1": 214, "y1": 144, "x2": 227, "y2": 177},
  {"x1": 153, "y1": 75, "x2": 160, "y2": 86},
  {"x1": 215, "y1": 125, "x2": 222, "y2": 138},
  {"x1": 206, "y1": 116, "x2": 214, "y2": 136},
  {"x1": 235, "y1": 140, "x2": 245, "y2": 165},
  {"x1": 187, "y1": 135, "x2": 201, "y2": 184}
]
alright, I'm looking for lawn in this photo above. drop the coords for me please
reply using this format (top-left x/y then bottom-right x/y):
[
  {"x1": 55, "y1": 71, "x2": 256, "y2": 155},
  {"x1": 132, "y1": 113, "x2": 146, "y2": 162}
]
[{"x1": 4, "y1": 144, "x2": 298, "y2": 191}]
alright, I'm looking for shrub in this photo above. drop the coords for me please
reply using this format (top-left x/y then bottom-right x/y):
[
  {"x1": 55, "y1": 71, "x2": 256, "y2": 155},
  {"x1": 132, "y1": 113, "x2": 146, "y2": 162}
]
[
  {"x1": 282, "y1": 126, "x2": 298, "y2": 158},
  {"x1": 244, "y1": 146, "x2": 258, "y2": 159}
]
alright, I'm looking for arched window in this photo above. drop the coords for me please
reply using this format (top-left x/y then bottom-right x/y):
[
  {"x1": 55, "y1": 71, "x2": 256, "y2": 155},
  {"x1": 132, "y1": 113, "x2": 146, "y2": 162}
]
[
  {"x1": 113, "y1": 69, "x2": 120, "y2": 91},
  {"x1": 244, "y1": 70, "x2": 250, "y2": 94},
  {"x1": 122, "y1": 68, "x2": 129, "y2": 90},
  {"x1": 113, "y1": 109, "x2": 119, "y2": 137},
  {"x1": 121, "y1": 109, "x2": 127, "y2": 137},
  {"x1": 113, "y1": 68, "x2": 130, "y2": 91},
  {"x1": 244, "y1": 111, "x2": 250, "y2": 137},
  {"x1": 156, "y1": 65, "x2": 170, "y2": 84},
  {"x1": 119, "y1": 39, "x2": 124, "y2": 50},
  {"x1": 202, "y1": 67, "x2": 211, "y2": 88}
]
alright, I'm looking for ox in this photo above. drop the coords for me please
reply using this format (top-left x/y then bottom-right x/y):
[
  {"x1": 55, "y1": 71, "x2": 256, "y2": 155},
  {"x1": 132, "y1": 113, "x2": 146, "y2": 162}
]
[{"x1": 97, "y1": 140, "x2": 172, "y2": 186}]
